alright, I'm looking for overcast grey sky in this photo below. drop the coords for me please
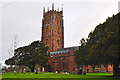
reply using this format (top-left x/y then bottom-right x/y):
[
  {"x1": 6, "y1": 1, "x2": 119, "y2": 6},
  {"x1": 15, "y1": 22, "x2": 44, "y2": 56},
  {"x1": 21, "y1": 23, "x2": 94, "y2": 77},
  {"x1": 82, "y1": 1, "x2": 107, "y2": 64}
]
[{"x1": 0, "y1": 0, "x2": 119, "y2": 66}]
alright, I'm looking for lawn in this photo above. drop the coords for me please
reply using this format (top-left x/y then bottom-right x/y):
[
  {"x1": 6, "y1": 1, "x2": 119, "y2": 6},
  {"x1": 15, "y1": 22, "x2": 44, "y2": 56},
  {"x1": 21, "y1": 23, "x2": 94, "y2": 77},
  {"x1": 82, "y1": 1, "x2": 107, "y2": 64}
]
[
  {"x1": 0, "y1": 75, "x2": 1, "y2": 80},
  {"x1": 1, "y1": 72, "x2": 119, "y2": 80},
  {"x1": 2, "y1": 72, "x2": 113, "y2": 78}
]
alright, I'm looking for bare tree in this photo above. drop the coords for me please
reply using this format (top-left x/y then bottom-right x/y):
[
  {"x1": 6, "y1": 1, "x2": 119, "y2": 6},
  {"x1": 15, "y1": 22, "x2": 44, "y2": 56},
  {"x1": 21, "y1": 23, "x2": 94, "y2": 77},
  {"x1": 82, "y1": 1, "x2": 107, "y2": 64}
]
[{"x1": 8, "y1": 35, "x2": 19, "y2": 73}]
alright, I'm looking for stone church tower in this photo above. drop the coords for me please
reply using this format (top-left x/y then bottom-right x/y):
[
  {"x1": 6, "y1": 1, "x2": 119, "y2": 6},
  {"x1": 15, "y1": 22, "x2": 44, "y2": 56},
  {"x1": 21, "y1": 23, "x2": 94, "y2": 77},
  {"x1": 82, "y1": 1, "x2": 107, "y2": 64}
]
[{"x1": 41, "y1": 3, "x2": 64, "y2": 52}]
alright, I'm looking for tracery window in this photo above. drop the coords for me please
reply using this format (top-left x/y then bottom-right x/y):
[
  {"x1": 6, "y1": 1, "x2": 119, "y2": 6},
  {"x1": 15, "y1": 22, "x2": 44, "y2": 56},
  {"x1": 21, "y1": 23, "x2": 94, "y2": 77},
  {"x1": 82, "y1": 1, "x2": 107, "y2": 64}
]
[
  {"x1": 57, "y1": 40, "x2": 59, "y2": 45},
  {"x1": 46, "y1": 39, "x2": 49, "y2": 44}
]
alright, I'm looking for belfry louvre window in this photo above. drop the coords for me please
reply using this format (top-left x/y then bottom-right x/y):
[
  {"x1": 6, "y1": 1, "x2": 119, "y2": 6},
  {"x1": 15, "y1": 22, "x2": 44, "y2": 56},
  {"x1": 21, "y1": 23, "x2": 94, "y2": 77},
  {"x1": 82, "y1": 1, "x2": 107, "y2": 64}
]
[
  {"x1": 57, "y1": 40, "x2": 59, "y2": 45},
  {"x1": 46, "y1": 28, "x2": 48, "y2": 33},
  {"x1": 52, "y1": 43, "x2": 53, "y2": 51},
  {"x1": 57, "y1": 20, "x2": 58, "y2": 24},
  {"x1": 60, "y1": 21, "x2": 61, "y2": 25},
  {"x1": 57, "y1": 28, "x2": 59, "y2": 34},
  {"x1": 46, "y1": 39, "x2": 49, "y2": 44}
]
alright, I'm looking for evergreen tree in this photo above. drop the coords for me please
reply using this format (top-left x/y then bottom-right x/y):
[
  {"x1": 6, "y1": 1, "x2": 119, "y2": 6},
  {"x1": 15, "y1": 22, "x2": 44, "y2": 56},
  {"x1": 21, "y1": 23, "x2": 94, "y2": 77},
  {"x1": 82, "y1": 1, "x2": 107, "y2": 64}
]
[
  {"x1": 5, "y1": 40, "x2": 49, "y2": 72},
  {"x1": 75, "y1": 12, "x2": 120, "y2": 77}
]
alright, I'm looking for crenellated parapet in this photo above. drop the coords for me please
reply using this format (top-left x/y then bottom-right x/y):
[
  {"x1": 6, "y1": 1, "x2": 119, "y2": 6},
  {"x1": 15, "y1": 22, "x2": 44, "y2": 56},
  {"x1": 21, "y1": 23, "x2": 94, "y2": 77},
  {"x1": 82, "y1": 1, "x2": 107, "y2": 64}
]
[{"x1": 43, "y1": 3, "x2": 63, "y2": 18}]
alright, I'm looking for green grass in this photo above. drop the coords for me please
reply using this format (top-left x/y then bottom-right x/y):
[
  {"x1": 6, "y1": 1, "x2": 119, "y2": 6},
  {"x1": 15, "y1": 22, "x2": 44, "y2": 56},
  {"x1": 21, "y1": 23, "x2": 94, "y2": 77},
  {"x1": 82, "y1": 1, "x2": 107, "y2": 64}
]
[
  {"x1": 1, "y1": 72, "x2": 119, "y2": 80},
  {"x1": 0, "y1": 75, "x2": 2, "y2": 80},
  {"x1": 2, "y1": 72, "x2": 113, "y2": 78}
]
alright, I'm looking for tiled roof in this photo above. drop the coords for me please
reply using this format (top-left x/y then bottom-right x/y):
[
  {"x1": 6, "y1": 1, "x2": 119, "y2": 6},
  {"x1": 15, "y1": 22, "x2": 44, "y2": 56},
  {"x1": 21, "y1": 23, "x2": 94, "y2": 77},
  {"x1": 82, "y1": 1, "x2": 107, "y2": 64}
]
[
  {"x1": 57, "y1": 46, "x2": 79, "y2": 51},
  {"x1": 49, "y1": 46, "x2": 79, "y2": 55}
]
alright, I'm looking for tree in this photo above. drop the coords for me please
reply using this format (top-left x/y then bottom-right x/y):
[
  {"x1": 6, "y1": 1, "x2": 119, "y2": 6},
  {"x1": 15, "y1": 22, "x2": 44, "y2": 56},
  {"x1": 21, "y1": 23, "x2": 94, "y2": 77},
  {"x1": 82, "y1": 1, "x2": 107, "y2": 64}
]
[
  {"x1": 75, "y1": 38, "x2": 88, "y2": 69},
  {"x1": 75, "y1": 12, "x2": 120, "y2": 77},
  {"x1": 89, "y1": 13, "x2": 120, "y2": 77},
  {"x1": 7, "y1": 35, "x2": 19, "y2": 73},
  {"x1": 5, "y1": 40, "x2": 49, "y2": 72}
]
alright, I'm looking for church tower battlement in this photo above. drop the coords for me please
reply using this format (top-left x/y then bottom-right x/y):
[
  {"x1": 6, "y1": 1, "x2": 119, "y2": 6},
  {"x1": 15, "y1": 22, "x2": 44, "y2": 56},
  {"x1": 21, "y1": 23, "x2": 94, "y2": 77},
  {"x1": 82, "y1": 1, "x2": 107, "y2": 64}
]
[{"x1": 41, "y1": 3, "x2": 64, "y2": 52}]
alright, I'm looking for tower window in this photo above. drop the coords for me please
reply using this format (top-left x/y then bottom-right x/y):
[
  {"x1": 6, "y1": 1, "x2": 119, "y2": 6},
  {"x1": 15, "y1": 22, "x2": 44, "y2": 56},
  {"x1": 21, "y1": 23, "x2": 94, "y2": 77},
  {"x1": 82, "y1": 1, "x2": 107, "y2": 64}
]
[
  {"x1": 57, "y1": 40, "x2": 59, "y2": 45},
  {"x1": 58, "y1": 28, "x2": 59, "y2": 34},
  {"x1": 46, "y1": 28, "x2": 48, "y2": 33},
  {"x1": 60, "y1": 21, "x2": 61, "y2": 25},
  {"x1": 52, "y1": 43, "x2": 53, "y2": 51},
  {"x1": 57, "y1": 20, "x2": 58, "y2": 24},
  {"x1": 52, "y1": 29, "x2": 53, "y2": 36},
  {"x1": 46, "y1": 39, "x2": 48, "y2": 44}
]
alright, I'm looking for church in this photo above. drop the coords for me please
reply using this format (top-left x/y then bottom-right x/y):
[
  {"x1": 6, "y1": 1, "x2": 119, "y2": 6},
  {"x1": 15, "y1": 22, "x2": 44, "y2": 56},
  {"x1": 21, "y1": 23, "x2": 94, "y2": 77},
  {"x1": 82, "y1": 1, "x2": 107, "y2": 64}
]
[{"x1": 41, "y1": 3, "x2": 113, "y2": 73}]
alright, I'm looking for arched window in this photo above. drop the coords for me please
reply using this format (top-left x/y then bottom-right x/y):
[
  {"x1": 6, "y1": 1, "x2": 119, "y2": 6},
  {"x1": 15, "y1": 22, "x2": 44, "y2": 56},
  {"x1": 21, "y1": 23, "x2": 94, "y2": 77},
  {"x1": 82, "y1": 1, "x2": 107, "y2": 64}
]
[
  {"x1": 57, "y1": 40, "x2": 59, "y2": 45},
  {"x1": 48, "y1": 21, "x2": 49, "y2": 24},
  {"x1": 58, "y1": 28, "x2": 59, "y2": 34},
  {"x1": 46, "y1": 28, "x2": 48, "y2": 34},
  {"x1": 60, "y1": 21, "x2": 61, "y2": 25},
  {"x1": 57, "y1": 20, "x2": 58, "y2": 24},
  {"x1": 46, "y1": 39, "x2": 48, "y2": 44},
  {"x1": 52, "y1": 43, "x2": 53, "y2": 51},
  {"x1": 63, "y1": 62, "x2": 68, "y2": 69},
  {"x1": 46, "y1": 28, "x2": 48, "y2": 30}
]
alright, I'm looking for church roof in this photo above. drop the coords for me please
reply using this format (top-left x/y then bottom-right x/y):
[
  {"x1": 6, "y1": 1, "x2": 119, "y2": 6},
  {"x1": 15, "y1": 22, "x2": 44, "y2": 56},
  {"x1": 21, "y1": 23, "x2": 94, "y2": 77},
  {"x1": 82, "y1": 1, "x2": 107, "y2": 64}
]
[
  {"x1": 57, "y1": 46, "x2": 79, "y2": 51},
  {"x1": 49, "y1": 46, "x2": 79, "y2": 55}
]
